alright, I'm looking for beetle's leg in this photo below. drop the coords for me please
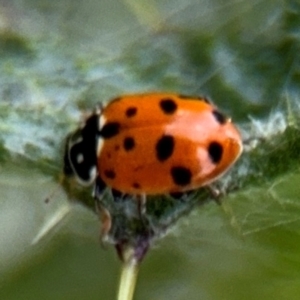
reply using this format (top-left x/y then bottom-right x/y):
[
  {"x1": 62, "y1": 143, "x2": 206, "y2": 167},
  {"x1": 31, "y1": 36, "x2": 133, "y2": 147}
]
[
  {"x1": 110, "y1": 191, "x2": 147, "y2": 217},
  {"x1": 206, "y1": 184, "x2": 241, "y2": 233},
  {"x1": 111, "y1": 189, "x2": 123, "y2": 202},
  {"x1": 206, "y1": 185, "x2": 222, "y2": 205},
  {"x1": 137, "y1": 193, "x2": 147, "y2": 217},
  {"x1": 169, "y1": 191, "x2": 193, "y2": 202},
  {"x1": 93, "y1": 177, "x2": 112, "y2": 241}
]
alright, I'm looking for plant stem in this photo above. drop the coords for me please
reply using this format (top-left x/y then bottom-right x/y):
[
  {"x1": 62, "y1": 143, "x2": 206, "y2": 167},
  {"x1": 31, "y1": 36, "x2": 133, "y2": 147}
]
[{"x1": 117, "y1": 248, "x2": 139, "y2": 300}]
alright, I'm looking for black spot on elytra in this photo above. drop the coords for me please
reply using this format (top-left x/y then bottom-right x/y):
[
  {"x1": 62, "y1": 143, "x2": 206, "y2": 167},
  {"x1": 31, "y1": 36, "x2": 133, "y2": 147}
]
[
  {"x1": 155, "y1": 135, "x2": 175, "y2": 161},
  {"x1": 104, "y1": 169, "x2": 116, "y2": 179},
  {"x1": 123, "y1": 137, "x2": 135, "y2": 151},
  {"x1": 171, "y1": 166, "x2": 192, "y2": 186},
  {"x1": 125, "y1": 107, "x2": 137, "y2": 118},
  {"x1": 100, "y1": 122, "x2": 120, "y2": 139},
  {"x1": 132, "y1": 182, "x2": 141, "y2": 189},
  {"x1": 208, "y1": 141, "x2": 223, "y2": 164},
  {"x1": 212, "y1": 110, "x2": 227, "y2": 125},
  {"x1": 159, "y1": 98, "x2": 177, "y2": 114}
]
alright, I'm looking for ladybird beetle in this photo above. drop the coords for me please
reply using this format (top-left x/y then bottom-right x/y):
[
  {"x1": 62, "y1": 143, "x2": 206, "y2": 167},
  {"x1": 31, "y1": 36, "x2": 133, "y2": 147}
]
[{"x1": 64, "y1": 93, "x2": 242, "y2": 198}]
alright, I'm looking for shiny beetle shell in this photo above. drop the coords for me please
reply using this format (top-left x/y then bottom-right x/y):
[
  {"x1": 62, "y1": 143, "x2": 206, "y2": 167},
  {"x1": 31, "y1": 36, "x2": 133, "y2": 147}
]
[{"x1": 64, "y1": 93, "x2": 243, "y2": 195}]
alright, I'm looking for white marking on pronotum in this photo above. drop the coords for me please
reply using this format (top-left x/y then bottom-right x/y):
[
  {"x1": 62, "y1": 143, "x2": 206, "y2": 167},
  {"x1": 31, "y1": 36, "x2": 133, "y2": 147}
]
[
  {"x1": 77, "y1": 153, "x2": 84, "y2": 164},
  {"x1": 94, "y1": 103, "x2": 103, "y2": 116},
  {"x1": 97, "y1": 114, "x2": 106, "y2": 155},
  {"x1": 99, "y1": 114, "x2": 106, "y2": 131},
  {"x1": 89, "y1": 166, "x2": 97, "y2": 182},
  {"x1": 74, "y1": 166, "x2": 97, "y2": 186},
  {"x1": 97, "y1": 137, "x2": 104, "y2": 156}
]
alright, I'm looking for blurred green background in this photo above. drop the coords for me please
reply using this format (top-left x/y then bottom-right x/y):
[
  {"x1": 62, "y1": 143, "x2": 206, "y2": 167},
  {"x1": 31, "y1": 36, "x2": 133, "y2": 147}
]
[{"x1": 1, "y1": 0, "x2": 300, "y2": 299}]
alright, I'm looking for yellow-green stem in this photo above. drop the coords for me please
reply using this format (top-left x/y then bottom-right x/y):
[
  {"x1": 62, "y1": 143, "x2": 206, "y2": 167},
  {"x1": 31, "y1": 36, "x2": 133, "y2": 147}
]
[{"x1": 117, "y1": 248, "x2": 139, "y2": 300}]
